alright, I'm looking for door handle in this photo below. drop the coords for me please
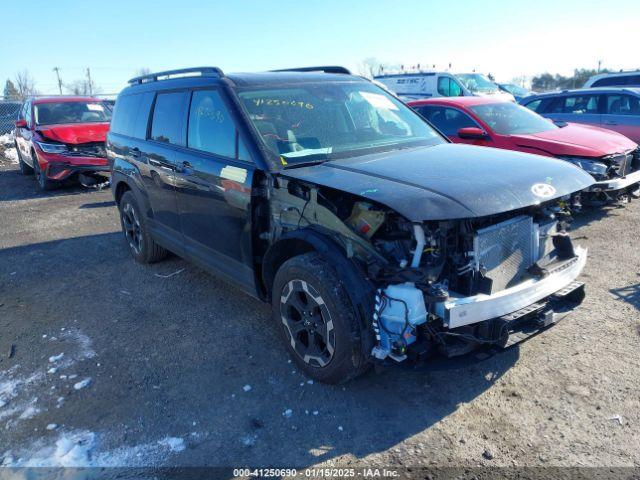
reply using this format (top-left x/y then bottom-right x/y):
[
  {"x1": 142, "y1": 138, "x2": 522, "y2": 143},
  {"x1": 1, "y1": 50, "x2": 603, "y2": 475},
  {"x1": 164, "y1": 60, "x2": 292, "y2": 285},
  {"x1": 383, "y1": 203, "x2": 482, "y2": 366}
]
[
  {"x1": 131, "y1": 147, "x2": 141, "y2": 158},
  {"x1": 603, "y1": 120, "x2": 618, "y2": 125}
]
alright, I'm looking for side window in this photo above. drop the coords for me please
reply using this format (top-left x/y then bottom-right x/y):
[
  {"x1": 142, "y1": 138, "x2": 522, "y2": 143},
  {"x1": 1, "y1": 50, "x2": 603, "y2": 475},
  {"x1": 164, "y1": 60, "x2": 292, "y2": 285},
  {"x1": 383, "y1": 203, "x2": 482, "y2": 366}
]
[
  {"x1": 111, "y1": 93, "x2": 154, "y2": 139},
  {"x1": 111, "y1": 95, "x2": 139, "y2": 135},
  {"x1": 606, "y1": 95, "x2": 640, "y2": 116},
  {"x1": 523, "y1": 99, "x2": 542, "y2": 112},
  {"x1": 132, "y1": 93, "x2": 154, "y2": 139},
  {"x1": 416, "y1": 106, "x2": 477, "y2": 136},
  {"x1": 449, "y1": 80, "x2": 463, "y2": 97},
  {"x1": 553, "y1": 95, "x2": 599, "y2": 114},
  {"x1": 151, "y1": 92, "x2": 189, "y2": 146},
  {"x1": 187, "y1": 90, "x2": 237, "y2": 158},
  {"x1": 593, "y1": 77, "x2": 621, "y2": 87},
  {"x1": 437, "y1": 77, "x2": 450, "y2": 96}
]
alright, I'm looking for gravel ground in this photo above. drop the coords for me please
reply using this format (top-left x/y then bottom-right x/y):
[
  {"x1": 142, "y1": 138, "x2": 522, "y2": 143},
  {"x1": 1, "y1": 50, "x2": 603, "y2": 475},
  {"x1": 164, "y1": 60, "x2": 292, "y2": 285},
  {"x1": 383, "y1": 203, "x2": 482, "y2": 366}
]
[{"x1": 0, "y1": 148, "x2": 638, "y2": 469}]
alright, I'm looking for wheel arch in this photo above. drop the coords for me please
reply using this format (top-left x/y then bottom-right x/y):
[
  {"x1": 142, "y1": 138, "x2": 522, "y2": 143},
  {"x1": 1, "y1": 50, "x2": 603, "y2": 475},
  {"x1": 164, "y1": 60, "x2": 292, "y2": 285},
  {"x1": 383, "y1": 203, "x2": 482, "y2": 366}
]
[{"x1": 262, "y1": 228, "x2": 376, "y2": 348}]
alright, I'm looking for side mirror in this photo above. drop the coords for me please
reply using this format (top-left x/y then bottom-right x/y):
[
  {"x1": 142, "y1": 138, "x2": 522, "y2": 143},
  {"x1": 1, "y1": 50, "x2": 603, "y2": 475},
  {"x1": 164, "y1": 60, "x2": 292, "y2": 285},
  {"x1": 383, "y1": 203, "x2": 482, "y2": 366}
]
[
  {"x1": 15, "y1": 119, "x2": 27, "y2": 129},
  {"x1": 458, "y1": 127, "x2": 488, "y2": 139}
]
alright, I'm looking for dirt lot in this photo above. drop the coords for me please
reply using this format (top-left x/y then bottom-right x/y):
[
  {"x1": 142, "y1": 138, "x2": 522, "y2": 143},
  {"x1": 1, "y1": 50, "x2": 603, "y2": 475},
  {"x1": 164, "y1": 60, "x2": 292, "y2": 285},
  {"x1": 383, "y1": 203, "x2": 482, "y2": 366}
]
[{"x1": 0, "y1": 147, "x2": 638, "y2": 469}]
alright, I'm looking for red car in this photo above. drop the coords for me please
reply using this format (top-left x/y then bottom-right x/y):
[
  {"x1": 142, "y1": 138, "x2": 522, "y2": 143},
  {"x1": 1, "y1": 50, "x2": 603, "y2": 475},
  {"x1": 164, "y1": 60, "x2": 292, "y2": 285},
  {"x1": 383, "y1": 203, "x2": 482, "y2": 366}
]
[
  {"x1": 409, "y1": 97, "x2": 640, "y2": 202},
  {"x1": 14, "y1": 96, "x2": 112, "y2": 190}
]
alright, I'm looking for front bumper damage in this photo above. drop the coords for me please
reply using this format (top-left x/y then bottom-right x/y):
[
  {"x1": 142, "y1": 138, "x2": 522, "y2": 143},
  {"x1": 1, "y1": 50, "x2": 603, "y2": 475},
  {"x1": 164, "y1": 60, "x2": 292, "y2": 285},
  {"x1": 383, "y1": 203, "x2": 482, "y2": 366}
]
[
  {"x1": 435, "y1": 246, "x2": 587, "y2": 329},
  {"x1": 588, "y1": 169, "x2": 640, "y2": 193}
]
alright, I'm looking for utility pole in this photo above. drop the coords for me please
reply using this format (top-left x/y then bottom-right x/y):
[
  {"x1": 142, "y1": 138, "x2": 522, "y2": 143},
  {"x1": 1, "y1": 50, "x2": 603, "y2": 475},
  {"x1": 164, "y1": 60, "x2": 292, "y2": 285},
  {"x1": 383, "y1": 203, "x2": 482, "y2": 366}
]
[
  {"x1": 597, "y1": 60, "x2": 602, "y2": 73},
  {"x1": 86, "y1": 68, "x2": 93, "y2": 95},
  {"x1": 53, "y1": 67, "x2": 63, "y2": 95}
]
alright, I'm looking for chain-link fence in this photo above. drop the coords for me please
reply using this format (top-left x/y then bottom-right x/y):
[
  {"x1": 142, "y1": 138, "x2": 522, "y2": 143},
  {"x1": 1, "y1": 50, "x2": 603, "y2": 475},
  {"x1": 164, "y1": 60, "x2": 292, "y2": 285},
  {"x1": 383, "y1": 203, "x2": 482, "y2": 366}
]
[{"x1": 0, "y1": 97, "x2": 22, "y2": 140}]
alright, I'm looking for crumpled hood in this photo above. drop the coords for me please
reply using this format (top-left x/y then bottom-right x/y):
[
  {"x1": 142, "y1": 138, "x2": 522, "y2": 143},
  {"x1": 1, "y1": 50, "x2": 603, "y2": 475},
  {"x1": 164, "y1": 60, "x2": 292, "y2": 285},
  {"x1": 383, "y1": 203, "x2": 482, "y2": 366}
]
[
  {"x1": 282, "y1": 143, "x2": 595, "y2": 221},
  {"x1": 512, "y1": 123, "x2": 637, "y2": 157},
  {"x1": 36, "y1": 123, "x2": 109, "y2": 144}
]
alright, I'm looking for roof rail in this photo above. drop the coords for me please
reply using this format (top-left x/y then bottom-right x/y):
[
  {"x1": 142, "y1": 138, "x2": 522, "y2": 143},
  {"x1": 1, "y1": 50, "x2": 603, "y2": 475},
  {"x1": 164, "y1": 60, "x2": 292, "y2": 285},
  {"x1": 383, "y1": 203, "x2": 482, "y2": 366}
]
[
  {"x1": 128, "y1": 67, "x2": 224, "y2": 85},
  {"x1": 271, "y1": 66, "x2": 351, "y2": 75}
]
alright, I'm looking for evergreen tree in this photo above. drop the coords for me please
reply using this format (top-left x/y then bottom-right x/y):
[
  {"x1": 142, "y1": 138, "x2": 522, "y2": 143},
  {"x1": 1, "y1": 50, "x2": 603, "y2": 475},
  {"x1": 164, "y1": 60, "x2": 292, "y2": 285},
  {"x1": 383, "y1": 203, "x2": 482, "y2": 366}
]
[{"x1": 3, "y1": 79, "x2": 20, "y2": 100}]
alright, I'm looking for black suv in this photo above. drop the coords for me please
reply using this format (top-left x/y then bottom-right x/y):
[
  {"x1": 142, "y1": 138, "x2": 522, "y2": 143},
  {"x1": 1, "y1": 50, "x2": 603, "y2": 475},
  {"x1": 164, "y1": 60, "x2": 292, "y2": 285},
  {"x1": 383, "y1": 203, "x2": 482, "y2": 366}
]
[{"x1": 108, "y1": 67, "x2": 594, "y2": 383}]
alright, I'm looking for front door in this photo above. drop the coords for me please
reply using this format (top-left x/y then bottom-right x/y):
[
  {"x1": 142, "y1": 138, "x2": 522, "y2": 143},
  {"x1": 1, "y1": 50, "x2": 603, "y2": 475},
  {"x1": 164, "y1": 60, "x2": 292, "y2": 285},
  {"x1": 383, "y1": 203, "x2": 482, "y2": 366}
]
[{"x1": 173, "y1": 88, "x2": 256, "y2": 290}]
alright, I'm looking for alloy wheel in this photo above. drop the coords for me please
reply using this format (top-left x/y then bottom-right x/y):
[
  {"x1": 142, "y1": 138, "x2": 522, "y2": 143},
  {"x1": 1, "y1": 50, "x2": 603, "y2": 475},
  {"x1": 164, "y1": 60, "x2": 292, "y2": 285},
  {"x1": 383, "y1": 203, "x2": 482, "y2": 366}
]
[
  {"x1": 280, "y1": 279, "x2": 335, "y2": 367},
  {"x1": 122, "y1": 203, "x2": 142, "y2": 255}
]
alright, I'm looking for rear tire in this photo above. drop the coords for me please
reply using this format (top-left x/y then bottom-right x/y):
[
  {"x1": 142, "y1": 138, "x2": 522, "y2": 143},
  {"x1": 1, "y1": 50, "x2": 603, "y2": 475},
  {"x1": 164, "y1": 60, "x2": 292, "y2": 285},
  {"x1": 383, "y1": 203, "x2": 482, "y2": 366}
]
[
  {"x1": 118, "y1": 191, "x2": 168, "y2": 263},
  {"x1": 32, "y1": 153, "x2": 56, "y2": 190},
  {"x1": 272, "y1": 252, "x2": 370, "y2": 384},
  {"x1": 16, "y1": 145, "x2": 34, "y2": 175}
]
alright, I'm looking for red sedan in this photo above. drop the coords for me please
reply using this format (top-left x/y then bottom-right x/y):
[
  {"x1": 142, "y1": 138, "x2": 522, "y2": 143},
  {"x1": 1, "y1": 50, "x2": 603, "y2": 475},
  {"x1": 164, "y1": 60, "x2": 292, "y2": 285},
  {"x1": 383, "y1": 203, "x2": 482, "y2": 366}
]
[
  {"x1": 14, "y1": 96, "x2": 111, "y2": 190},
  {"x1": 408, "y1": 97, "x2": 640, "y2": 202}
]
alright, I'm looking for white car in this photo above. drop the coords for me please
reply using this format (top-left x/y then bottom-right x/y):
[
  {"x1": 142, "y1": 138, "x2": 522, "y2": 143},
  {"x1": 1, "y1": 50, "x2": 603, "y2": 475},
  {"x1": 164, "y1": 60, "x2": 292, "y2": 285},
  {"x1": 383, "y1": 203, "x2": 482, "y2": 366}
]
[{"x1": 584, "y1": 70, "x2": 640, "y2": 88}]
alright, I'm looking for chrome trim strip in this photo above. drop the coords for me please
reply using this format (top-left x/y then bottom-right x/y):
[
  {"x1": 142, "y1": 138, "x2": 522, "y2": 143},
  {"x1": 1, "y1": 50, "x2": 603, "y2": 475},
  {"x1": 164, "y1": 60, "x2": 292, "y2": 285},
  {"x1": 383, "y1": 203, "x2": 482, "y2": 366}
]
[{"x1": 435, "y1": 246, "x2": 587, "y2": 329}]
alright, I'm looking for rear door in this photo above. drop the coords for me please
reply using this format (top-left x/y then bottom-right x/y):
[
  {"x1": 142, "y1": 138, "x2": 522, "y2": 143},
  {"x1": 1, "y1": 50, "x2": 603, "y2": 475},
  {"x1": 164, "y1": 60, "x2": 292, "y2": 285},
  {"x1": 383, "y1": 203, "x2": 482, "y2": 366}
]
[
  {"x1": 544, "y1": 93, "x2": 602, "y2": 127},
  {"x1": 601, "y1": 93, "x2": 640, "y2": 143},
  {"x1": 173, "y1": 88, "x2": 256, "y2": 290}
]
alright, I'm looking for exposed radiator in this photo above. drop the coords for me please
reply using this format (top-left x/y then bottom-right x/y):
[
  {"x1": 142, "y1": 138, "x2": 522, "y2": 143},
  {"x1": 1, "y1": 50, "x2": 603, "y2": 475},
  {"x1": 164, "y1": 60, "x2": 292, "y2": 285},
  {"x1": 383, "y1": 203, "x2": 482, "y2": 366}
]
[{"x1": 474, "y1": 216, "x2": 534, "y2": 294}]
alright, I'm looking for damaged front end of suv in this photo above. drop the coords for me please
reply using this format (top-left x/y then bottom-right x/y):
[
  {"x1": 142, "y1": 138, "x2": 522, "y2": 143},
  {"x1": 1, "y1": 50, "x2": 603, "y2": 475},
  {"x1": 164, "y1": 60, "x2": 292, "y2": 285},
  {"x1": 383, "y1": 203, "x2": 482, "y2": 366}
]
[
  {"x1": 263, "y1": 147, "x2": 592, "y2": 366},
  {"x1": 235, "y1": 74, "x2": 595, "y2": 380}
]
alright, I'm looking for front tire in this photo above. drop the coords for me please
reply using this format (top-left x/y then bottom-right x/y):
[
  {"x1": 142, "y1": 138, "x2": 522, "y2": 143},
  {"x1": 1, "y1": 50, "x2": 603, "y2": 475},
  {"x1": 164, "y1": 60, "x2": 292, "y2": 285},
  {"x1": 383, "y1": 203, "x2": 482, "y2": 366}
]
[
  {"x1": 272, "y1": 253, "x2": 369, "y2": 384},
  {"x1": 118, "y1": 191, "x2": 167, "y2": 263},
  {"x1": 32, "y1": 153, "x2": 56, "y2": 190},
  {"x1": 16, "y1": 145, "x2": 34, "y2": 175}
]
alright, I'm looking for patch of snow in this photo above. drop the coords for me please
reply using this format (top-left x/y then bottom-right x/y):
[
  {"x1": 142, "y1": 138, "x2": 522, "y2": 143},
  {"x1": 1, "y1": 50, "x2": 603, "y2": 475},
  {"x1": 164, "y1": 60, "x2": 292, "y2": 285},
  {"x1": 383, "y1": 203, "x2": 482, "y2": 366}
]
[
  {"x1": 19, "y1": 403, "x2": 40, "y2": 420},
  {"x1": 5, "y1": 430, "x2": 189, "y2": 467},
  {"x1": 282, "y1": 409, "x2": 293, "y2": 418},
  {"x1": 241, "y1": 434, "x2": 257, "y2": 447},
  {"x1": 0, "y1": 132, "x2": 15, "y2": 145},
  {"x1": 157, "y1": 437, "x2": 185, "y2": 453},
  {"x1": 47, "y1": 367, "x2": 57, "y2": 374},
  {"x1": 73, "y1": 378, "x2": 92, "y2": 390},
  {"x1": 3, "y1": 148, "x2": 18, "y2": 165},
  {"x1": 49, "y1": 353, "x2": 64, "y2": 363},
  {"x1": 46, "y1": 424, "x2": 58, "y2": 431},
  {"x1": 242, "y1": 384, "x2": 252, "y2": 392}
]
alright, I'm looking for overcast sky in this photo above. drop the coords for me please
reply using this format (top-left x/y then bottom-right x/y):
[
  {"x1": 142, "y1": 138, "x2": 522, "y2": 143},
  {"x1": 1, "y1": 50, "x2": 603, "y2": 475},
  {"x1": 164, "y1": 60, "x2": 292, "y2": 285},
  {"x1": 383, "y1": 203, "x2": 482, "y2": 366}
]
[{"x1": 1, "y1": 0, "x2": 638, "y2": 95}]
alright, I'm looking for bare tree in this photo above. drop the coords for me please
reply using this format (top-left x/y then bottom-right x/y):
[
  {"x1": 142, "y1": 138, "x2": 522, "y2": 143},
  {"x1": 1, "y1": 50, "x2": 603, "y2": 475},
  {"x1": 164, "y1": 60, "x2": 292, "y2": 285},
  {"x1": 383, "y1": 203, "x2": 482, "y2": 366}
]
[
  {"x1": 14, "y1": 70, "x2": 38, "y2": 100},
  {"x1": 134, "y1": 68, "x2": 151, "y2": 77},
  {"x1": 64, "y1": 79, "x2": 102, "y2": 96},
  {"x1": 356, "y1": 58, "x2": 384, "y2": 79}
]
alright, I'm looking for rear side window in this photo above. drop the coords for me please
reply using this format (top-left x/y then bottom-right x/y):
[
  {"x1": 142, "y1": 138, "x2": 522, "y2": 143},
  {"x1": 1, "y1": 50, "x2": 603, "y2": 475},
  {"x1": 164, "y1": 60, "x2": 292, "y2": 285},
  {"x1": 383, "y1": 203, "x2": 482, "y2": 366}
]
[
  {"x1": 593, "y1": 75, "x2": 640, "y2": 87},
  {"x1": 187, "y1": 90, "x2": 237, "y2": 158},
  {"x1": 550, "y1": 95, "x2": 600, "y2": 114},
  {"x1": 605, "y1": 94, "x2": 640, "y2": 115},
  {"x1": 522, "y1": 99, "x2": 542, "y2": 112},
  {"x1": 151, "y1": 92, "x2": 189, "y2": 146},
  {"x1": 110, "y1": 93, "x2": 153, "y2": 139},
  {"x1": 415, "y1": 105, "x2": 478, "y2": 136}
]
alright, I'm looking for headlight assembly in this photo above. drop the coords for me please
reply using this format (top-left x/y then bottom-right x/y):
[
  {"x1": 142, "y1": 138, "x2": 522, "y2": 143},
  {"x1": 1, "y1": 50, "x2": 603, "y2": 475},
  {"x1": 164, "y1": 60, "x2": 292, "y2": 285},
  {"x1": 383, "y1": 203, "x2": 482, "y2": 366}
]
[
  {"x1": 559, "y1": 157, "x2": 608, "y2": 177},
  {"x1": 36, "y1": 141, "x2": 68, "y2": 154}
]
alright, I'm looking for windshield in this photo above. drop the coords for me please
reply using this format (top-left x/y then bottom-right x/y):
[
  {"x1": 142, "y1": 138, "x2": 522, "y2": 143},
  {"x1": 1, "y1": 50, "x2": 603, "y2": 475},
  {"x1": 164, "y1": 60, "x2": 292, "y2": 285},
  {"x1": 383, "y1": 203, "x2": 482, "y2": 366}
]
[
  {"x1": 500, "y1": 84, "x2": 529, "y2": 97},
  {"x1": 34, "y1": 102, "x2": 112, "y2": 126},
  {"x1": 470, "y1": 102, "x2": 557, "y2": 135},
  {"x1": 457, "y1": 74, "x2": 499, "y2": 94},
  {"x1": 237, "y1": 82, "x2": 445, "y2": 165}
]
